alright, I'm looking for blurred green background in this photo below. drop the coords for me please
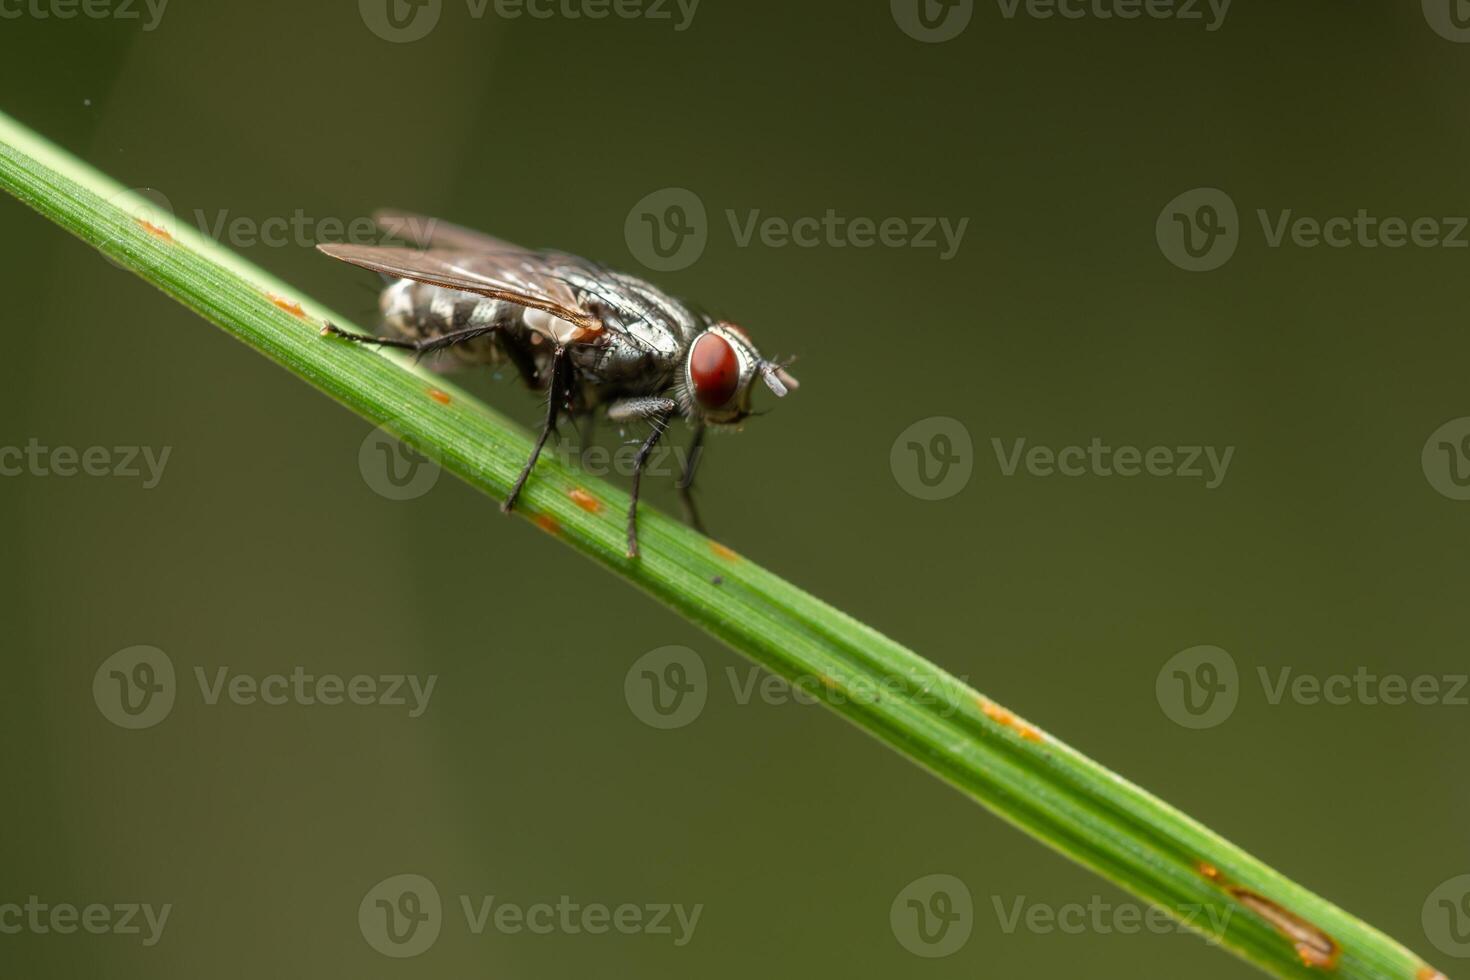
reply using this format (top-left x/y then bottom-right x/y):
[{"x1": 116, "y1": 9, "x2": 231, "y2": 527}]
[{"x1": 2, "y1": 1, "x2": 1468, "y2": 976}]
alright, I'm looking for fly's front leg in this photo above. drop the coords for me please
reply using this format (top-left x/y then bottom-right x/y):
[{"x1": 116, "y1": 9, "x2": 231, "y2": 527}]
[
  {"x1": 607, "y1": 397, "x2": 678, "y2": 558},
  {"x1": 504, "y1": 345, "x2": 568, "y2": 514},
  {"x1": 677, "y1": 424, "x2": 707, "y2": 535}
]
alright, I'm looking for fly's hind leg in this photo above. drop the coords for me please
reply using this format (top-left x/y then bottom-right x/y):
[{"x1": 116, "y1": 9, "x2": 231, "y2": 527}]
[
  {"x1": 607, "y1": 397, "x2": 678, "y2": 558},
  {"x1": 503, "y1": 345, "x2": 568, "y2": 514},
  {"x1": 321, "y1": 321, "x2": 501, "y2": 361}
]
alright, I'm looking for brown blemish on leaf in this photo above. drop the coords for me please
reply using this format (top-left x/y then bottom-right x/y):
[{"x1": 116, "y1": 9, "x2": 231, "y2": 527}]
[
  {"x1": 426, "y1": 388, "x2": 452, "y2": 405},
  {"x1": 136, "y1": 218, "x2": 173, "y2": 243},
  {"x1": 1416, "y1": 967, "x2": 1448, "y2": 980},
  {"x1": 533, "y1": 514, "x2": 560, "y2": 535},
  {"x1": 1226, "y1": 887, "x2": 1339, "y2": 970},
  {"x1": 568, "y1": 488, "x2": 602, "y2": 514},
  {"x1": 976, "y1": 696, "x2": 1044, "y2": 742},
  {"x1": 267, "y1": 293, "x2": 308, "y2": 319},
  {"x1": 1197, "y1": 865, "x2": 1340, "y2": 971},
  {"x1": 708, "y1": 541, "x2": 739, "y2": 562}
]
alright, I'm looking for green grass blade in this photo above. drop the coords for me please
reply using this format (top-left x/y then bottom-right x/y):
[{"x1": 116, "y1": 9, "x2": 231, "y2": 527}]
[{"x1": 0, "y1": 108, "x2": 1444, "y2": 980}]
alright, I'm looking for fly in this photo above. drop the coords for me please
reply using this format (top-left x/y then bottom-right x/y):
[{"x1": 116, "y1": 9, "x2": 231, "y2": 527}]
[{"x1": 317, "y1": 210, "x2": 798, "y2": 558}]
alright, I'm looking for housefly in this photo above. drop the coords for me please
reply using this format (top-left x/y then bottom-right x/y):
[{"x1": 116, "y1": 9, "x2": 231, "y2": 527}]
[{"x1": 317, "y1": 210, "x2": 798, "y2": 558}]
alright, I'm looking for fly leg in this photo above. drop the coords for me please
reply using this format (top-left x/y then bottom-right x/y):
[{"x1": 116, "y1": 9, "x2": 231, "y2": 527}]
[
  {"x1": 677, "y1": 424, "x2": 707, "y2": 535},
  {"x1": 321, "y1": 321, "x2": 502, "y2": 362},
  {"x1": 504, "y1": 345, "x2": 568, "y2": 514},
  {"x1": 607, "y1": 397, "x2": 678, "y2": 558}
]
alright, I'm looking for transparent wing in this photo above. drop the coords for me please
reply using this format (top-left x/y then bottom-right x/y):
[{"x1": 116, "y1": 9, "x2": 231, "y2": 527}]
[
  {"x1": 316, "y1": 242, "x2": 602, "y2": 341},
  {"x1": 372, "y1": 209, "x2": 525, "y2": 254}
]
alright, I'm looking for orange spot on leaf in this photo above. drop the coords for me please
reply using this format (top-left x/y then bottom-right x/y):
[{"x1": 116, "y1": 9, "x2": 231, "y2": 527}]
[
  {"x1": 1197, "y1": 862, "x2": 1223, "y2": 882},
  {"x1": 709, "y1": 541, "x2": 739, "y2": 562},
  {"x1": 976, "y1": 696, "x2": 1044, "y2": 742},
  {"x1": 1417, "y1": 967, "x2": 1448, "y2": 980},
  {"x1": 533, "y1": 514, "x2": 560, "y2": 535},
  {"x1": 136, "y1": 218, "x2": 173, "y2": 243},
  {"x1": 426, "y1": 388, "x2": 451, "y2": 405},
  {"x1": 568, "y1": 488, "x2": 602, "y2": 514},
  {"x1": 267, "y1": 293, "x2": 308, "y2": 319}
]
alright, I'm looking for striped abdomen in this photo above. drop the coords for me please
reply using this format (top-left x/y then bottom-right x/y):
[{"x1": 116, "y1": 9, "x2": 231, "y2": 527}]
[{"x1": 379, "y1": 278, "x2": 534, "y2": 370}]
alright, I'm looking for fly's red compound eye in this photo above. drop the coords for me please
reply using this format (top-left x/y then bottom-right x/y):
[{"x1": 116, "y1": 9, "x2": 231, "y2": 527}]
[{"x1": 690, "y1": 332, "x2": 740, "y2": 409}]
